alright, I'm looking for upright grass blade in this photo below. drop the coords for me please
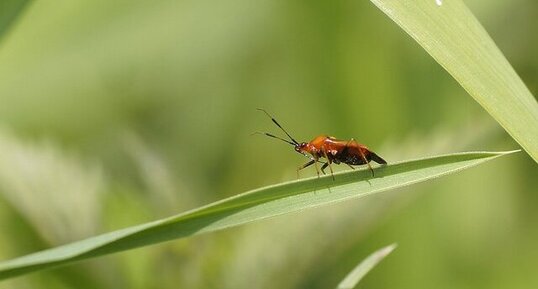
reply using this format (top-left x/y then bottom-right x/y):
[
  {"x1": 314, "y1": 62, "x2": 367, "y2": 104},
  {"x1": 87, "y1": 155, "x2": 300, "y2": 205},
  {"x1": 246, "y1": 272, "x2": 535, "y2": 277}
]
[
  {"x1": 0, "y1": 151, "x2": 518, "y2": 280},
  {"x1": 336, "y1": 244, "x2": 396, "y2": 289},
  {"x1": 370, "y1": 0, "x2": 538, "y2": 162},
  {"x1": 0, "y1": 0, "x2": 31, "y2": 44}
]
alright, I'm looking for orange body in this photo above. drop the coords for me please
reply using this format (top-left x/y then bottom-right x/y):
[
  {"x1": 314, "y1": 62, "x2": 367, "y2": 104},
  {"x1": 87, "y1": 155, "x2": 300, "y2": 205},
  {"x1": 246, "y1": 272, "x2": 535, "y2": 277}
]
[{"x1": 296, "y1": 135, "x2": 386, "y2": 167}]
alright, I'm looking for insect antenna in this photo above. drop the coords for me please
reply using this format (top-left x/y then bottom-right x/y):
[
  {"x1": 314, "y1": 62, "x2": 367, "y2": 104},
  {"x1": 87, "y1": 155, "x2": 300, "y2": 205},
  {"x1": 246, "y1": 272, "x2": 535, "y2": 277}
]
[
  {"x1": 256, "y1": 108, "x2": 299, "y2": 145},
  {"x1": 251, "y1": 132, "x2": 296, "y2": 146}
]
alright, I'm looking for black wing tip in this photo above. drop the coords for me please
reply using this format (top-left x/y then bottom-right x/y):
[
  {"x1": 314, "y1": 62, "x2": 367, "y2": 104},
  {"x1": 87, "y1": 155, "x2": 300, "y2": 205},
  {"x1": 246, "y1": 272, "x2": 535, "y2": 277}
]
[{"x1": 370, "y1": 152, "x2": 387, "y2": 165}]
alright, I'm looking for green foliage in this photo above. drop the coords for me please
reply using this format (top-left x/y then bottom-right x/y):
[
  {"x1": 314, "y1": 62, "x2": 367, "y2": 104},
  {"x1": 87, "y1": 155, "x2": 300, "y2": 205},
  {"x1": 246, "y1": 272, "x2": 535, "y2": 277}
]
[
  {"x1": 370, "y1": 0, "x2": 538, "y2": 161},
  {"x1": 0, "y1": 0, "x2": 30, "y2": 43},
  {"x1": 0, "y1": 151, "x2": 516, "y2": 280},
  {"x1": 336, "y1": 244, "x2": 396, "y2": 289}
]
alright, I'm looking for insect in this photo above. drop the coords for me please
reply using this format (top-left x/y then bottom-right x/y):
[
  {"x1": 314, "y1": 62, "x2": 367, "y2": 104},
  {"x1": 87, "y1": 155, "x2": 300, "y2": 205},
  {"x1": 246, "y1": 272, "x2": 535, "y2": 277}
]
[{"x1": 255, "y1": 108, "x2": 387, "y2": 179}]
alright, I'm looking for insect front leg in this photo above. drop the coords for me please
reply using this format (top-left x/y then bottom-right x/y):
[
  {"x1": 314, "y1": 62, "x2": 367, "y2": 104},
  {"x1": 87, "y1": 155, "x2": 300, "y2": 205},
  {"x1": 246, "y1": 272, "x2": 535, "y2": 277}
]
[
  {"x1": 313, "y1": 156, "x2": 321, "y2": 178},
  {"x1": 297, "y1": 159, "x2": 316, "y2": 178}
]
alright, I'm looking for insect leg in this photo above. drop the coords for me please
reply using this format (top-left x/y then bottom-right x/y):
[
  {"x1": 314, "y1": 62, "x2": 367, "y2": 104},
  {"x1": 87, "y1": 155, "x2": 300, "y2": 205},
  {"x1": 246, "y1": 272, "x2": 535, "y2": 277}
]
[
  {"x1": 321, "y1": 163, "x2": 328, "y2": 174},
  {"x1": 347, "y1": 138, "x2": 374, "y2": 177},
  {"x1": 321, "y1": 148, "x2": 335, "y2": 181},
  {"x1": 358, "y1": 150, "x2": 374, "y2": 177},
  {"x1": 313, "y1": 157, "x2": 321, "y2": 178},
  {"x1": 340, "y1": 139, "x2": 353, "y2": 156},
  {"x1": 297, "y1": 159, "x2": 315, "y2": 171},
  {"x1": 346, "y1": 164, "x2": 355, "y2": 170},
  {"x1": 297, "y1": 159, "x2": 315, "y2": 178}
]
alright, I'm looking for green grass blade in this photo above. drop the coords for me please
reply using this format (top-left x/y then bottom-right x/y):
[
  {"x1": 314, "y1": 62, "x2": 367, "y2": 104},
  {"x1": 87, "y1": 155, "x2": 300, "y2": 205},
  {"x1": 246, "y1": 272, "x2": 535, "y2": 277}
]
[
  {"x1": 336, "y1": 243, "x2": 396, "y2": 289},
  {"x1": 0, "y1": 151, "x2": 518, "y2": 280},
  {"x1": 370, "y1": 0, "x2": 538, "y2": 162},
  {"x1": 0, "y1": 0, "x2": 31, "y2": 43}
]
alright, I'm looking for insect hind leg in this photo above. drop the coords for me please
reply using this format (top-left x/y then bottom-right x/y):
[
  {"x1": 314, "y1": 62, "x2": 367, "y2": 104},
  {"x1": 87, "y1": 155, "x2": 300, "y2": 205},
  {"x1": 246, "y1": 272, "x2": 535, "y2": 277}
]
[{"x1": 357, "y1": 150, "x2": 374, "y2": 177}]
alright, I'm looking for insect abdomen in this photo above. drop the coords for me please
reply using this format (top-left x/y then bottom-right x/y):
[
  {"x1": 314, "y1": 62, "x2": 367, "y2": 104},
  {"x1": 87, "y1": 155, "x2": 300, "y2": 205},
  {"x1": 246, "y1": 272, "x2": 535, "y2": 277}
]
[
  {"x1": 338, "y1": 148, "x2": 386, "y2": 165},
  {"x1": 345, "y1": 155, "x2": 367, "y2": 165}
]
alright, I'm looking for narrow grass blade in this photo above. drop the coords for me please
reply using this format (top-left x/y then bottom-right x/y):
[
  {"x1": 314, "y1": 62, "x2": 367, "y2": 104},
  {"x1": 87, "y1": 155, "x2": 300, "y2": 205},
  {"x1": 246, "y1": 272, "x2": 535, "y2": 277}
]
[
  {"x1": 0, "y1": 0, "x2": 31, "y2": 43},
  {"x1": 337, "y1": 243, "x2": 396, "y2": 289},
  {"x1": 0, "y1": 150, "x2": 518, "y2": 280},
  {"x1": 370, "y1": 0, "x2": 538, "y2": 162}
]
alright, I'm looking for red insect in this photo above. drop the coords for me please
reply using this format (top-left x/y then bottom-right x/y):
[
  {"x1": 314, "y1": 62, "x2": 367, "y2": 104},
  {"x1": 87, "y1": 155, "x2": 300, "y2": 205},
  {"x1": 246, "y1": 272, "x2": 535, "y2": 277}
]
[{"x1": 256, "y1": 109, "x2": 387, "y2": 179}]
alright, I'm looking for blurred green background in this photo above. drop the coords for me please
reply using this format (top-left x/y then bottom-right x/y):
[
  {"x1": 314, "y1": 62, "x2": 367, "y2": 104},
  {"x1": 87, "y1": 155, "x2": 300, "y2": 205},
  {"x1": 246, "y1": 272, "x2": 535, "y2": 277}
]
[{"x1": 0, "y1": 0, "x2": 536, "y2": 288}]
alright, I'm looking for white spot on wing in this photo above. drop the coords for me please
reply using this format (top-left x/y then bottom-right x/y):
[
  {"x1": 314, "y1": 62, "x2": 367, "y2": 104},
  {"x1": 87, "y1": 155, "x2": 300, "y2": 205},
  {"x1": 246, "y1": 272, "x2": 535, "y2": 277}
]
[{"x1": 436, "y1": 0, "x2": 443, "y2": 6}]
